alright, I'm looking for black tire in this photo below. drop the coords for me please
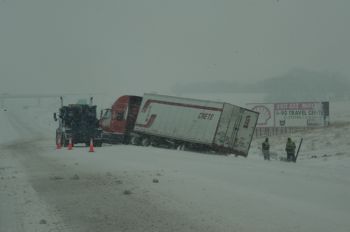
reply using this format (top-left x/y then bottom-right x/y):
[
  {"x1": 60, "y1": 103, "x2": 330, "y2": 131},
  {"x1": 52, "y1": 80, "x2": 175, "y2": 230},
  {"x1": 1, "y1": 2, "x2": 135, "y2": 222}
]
[
  {"x1": 141, "y1": 137, "x2": 151, "y2": 147},
  {"x1": 177, "y1": 144, "x2": 186, "y2": 151},
  {"x1": 122, "y1": 135, "x2": 130, "y2": 145},
  {"x1": 62, "y1": 135, "x2": 69, "y2": 147},
  {"x1": 94, "y1": 141, "x2": 102, "y2": 147},
  {"x1": 56, "y1": 131, "x2": 64, "y2": 146},
  {"x1": 55, "y1": 134, "x2": 60, "y2": 146},
  {"x1": 130, "y1": 136, "x2": 140, "y2": 145}
]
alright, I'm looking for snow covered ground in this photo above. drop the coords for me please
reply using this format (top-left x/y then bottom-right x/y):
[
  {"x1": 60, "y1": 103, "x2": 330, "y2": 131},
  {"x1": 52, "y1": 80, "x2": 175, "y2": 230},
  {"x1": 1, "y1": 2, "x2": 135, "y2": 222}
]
[{"x1": 1, "y1": 97, "x2": 350, "y2": 232}]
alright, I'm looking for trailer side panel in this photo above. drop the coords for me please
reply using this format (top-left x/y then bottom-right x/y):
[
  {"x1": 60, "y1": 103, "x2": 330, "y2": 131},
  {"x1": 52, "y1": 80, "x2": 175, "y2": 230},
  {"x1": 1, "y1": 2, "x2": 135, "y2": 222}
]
[{"x1": 134, "y1": 94, "x2": 224, "y2": 145}]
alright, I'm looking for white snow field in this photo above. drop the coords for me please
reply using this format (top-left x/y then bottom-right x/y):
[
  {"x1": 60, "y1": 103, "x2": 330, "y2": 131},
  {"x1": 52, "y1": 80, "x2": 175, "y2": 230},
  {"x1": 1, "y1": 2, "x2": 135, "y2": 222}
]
[{"x1": 1, "y1": 98, "x2": 350, "y2": 232}]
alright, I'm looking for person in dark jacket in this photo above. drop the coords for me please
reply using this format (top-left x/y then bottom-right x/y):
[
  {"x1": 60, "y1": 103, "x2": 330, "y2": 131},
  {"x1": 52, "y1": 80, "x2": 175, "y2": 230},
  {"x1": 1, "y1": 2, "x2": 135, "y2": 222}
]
[
  {"x1": 285, "y1": 137, "x2": 296, "y2": 162},
  {"x1": 262, "y1": 137, "x2": 270, "y2": 160}
]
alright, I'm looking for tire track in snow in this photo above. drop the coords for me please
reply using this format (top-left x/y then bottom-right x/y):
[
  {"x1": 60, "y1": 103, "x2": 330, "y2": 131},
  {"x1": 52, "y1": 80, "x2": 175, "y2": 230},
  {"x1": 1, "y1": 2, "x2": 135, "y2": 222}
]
[{"x1": 0, "y1": 147, "x2": 72, "y2": 232}]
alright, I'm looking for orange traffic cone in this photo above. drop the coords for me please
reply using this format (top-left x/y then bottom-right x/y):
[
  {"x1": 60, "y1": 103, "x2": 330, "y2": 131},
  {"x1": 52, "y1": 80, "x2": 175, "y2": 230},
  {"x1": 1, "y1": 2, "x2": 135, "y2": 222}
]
[
  {"x1": 56, "y1": 137, "x2": 62, "y2": 150},
  {"x1": 89, "y1": 138, "x2": 95, "y2": 152},
  {"x1": 68, "y1": 138, "x2": 73, "y2": 150}
]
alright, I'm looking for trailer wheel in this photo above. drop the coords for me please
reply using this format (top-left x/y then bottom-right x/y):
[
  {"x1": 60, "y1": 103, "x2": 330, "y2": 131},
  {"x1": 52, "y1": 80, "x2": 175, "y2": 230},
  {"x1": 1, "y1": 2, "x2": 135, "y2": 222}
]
[
  {"x1": 141, "y1": 137, "x2": 151, "y2": 147},
  {"x1": 177, "y1": 144, "x2": 186, "y2": 151}
]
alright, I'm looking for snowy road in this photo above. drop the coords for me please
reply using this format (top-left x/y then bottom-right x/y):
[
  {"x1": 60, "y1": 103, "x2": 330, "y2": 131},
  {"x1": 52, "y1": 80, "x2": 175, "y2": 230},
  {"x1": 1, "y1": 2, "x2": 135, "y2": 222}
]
[
  {"x1": 1, "y1": 140, "x2": 221, "y2": 232},
  {"x1": 0, "y1": 109, "x2": 222, "y2": 232},
  {"x1": 1, "y1": 105, "x2": 350, "y2": 232}
]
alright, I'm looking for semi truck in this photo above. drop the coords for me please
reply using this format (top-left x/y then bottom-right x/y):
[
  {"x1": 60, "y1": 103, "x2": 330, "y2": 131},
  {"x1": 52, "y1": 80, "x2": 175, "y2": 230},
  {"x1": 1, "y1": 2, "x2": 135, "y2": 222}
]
[
  {"x1": 100, "y1": 93, "x2": 259, "y2": 156},
  {"x1": 54, "y1": 97, "x2": 103, "y2": 147}
]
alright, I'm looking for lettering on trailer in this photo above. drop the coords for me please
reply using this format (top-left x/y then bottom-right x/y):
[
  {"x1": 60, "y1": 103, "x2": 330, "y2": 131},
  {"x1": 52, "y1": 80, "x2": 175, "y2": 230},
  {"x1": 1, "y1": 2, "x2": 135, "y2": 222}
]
[
  {"x1": 243, "y1": 115, "x2": 251, "y2": 128},
  {"x1": 198, "y1": 112, "x2": 214, "y2": 120}
]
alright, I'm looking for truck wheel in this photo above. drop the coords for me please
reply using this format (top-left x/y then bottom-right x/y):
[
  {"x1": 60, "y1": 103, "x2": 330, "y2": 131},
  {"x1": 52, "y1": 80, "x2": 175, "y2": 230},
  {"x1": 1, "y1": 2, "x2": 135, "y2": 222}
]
[
  {"x1": 141, "y1": 137, "x2": 151, "y2": 147},
  {"x1": 130, "y1": 136, "x2": 140, "y2": 145},
  {"x1": 62, "y1": 135, "x2": 68, "y2": 147},
  {"x1": 94, "y1": 141, "x2": 102, "y2": 147},
  {"x1": 56, "y1": 134, "x2": 61, "y2": 146}
]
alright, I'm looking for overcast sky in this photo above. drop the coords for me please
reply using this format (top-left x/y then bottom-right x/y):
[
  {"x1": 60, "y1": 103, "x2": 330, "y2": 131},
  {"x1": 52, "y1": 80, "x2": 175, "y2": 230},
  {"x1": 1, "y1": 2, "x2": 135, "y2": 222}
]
[{"x1": 0, "y1": 0, "x2": 349, "y2": 96}]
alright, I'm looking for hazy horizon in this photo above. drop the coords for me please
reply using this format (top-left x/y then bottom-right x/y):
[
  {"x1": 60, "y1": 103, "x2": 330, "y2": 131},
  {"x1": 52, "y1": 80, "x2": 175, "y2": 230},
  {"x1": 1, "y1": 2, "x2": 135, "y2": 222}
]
[{"x1": 1, "y1": 0, "x2": 349, "y2": 96}]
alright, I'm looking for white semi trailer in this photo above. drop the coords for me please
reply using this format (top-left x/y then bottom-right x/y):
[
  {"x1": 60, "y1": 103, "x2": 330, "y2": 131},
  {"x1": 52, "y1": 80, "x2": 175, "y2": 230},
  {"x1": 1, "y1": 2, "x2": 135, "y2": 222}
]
[{"x1": 132, "y1": 94, "x2": 258, "y2": 156}]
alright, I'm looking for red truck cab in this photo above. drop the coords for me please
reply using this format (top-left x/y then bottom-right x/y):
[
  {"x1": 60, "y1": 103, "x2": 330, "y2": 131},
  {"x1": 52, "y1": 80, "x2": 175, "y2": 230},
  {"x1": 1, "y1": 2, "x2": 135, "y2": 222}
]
[{"x1": 100, "y1": 95, "x2": 142, "y2": 143}]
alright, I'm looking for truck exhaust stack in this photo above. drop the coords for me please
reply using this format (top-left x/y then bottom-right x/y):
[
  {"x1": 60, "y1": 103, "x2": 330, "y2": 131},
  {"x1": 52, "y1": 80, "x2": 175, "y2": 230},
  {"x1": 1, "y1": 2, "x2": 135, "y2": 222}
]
[{"x1": 90, "y1": 97, "x2": 94, "y2": 106}]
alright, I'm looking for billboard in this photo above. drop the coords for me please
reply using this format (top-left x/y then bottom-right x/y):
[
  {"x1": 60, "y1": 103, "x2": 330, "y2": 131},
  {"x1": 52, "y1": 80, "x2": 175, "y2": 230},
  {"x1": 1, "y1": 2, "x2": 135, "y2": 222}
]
[{"x1": 247, "y1": 102, "x2": 329, "y2": 128}]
